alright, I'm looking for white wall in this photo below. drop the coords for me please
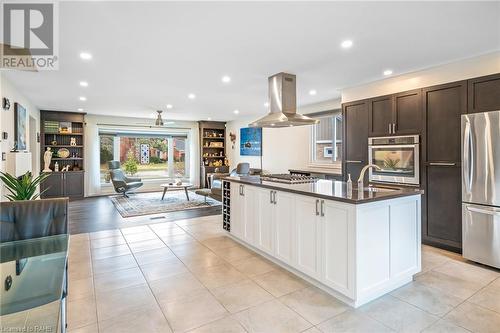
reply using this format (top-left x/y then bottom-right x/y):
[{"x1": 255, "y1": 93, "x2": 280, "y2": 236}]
[
  {"x1": 84, "y1": 114, "x2": 200, "y2": 196},
  {"x1": 225, "y1": 98, "x2": 341, "y2": 173},
  {"x1": 0, "y1": 74, "x2": 41, "y2": 201},
  {"x1": 342, "y1": 51, "x2": 500, "y2": 102}
]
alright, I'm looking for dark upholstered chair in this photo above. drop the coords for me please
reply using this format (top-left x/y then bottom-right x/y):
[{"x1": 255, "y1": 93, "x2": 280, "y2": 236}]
[
  {"x1": 0, "y1": 198, "x2": 68, "y2": 242},
  {"x1": 209, "y1": 163, "x2": 260, "y2": 201},
  {"x1": 108, "y1": 161, "x2": 143, "y2": 197}
]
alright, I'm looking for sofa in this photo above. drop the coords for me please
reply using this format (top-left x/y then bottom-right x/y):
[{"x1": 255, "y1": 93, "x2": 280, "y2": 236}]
[{"x1": 0, "y1": 198, "x2": 69, "y2": 242}]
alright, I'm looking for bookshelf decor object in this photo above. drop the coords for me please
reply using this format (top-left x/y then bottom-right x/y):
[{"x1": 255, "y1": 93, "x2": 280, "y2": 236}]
[
  {"x1": 198, "y1": 121, "x2": 229, "y2": 187},
  {"x1": 40, "y1": 111, "x2": 86, "y2": 199}
]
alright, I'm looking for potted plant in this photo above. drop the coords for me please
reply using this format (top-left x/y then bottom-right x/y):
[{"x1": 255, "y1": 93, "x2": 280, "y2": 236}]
[
  {"x1": 124, "y1": 150, "x2": 138, "y2": 175},
  {"x1": 0, "y1": 171, "x2": 50, "y2": 201}
]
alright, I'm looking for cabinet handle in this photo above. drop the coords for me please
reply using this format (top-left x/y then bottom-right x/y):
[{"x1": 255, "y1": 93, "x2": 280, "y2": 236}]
[
  {"x1": 241, "y1": 185, "x2": 244, "y2": 196},
  {"x1": 392, "y1": 123, "x2": 396, "y2": 134},
  {"x1": 388, "y1": 124, "x2": 392, "y2": 134},
  {"x1": 428, "y1": 162, "x2": 456, "y2": 166},
  {"x1": 315, "y1": 199, "x2": 319, "y2": 216},
  {"x1": 270, "y1": 191, "x2": 273, "y2": 204},
  {"x1": 273, "y1": 191, "x2": 277, "y2": 205},
  {"x1": 321, "y1": 200, "x2": 325, "y2": 217},
  {"x1": 345, "y1": 160, "x2": 362, "y2": 163}
]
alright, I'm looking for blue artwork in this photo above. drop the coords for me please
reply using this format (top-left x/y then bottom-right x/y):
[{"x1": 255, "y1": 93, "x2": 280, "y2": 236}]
[{"x1": 240, "y1": 127, "x2": 262, "y2": 156}]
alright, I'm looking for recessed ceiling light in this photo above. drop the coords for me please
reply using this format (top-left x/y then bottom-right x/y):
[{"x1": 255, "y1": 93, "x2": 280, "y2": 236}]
[
  {"x1": 207, "y1": 117, "x2": 212, "y2": 121},
  {"x1": 79, "y1": 52, "x2": 92, "y2": 60},
  {"x1": 341, "y1": 40, "x2": 353, "y2": 49},
  {"x1": 264, "y1": 102, "x2": 269, "y2": 107},
  {"x1": 233, "y1": 109, "x2": 239, "y2": 114},
  {"x1": 383, "y1": 69, "x2": 393, "y2": 76},
  {"x1": 188, "y1": 93, "x2": 196, "y2": 99},
  {"x1": 166, "y1": 104, "x2": 173, "y2": 109},
  {"x1": 77, "y1": 108, "x2": 84, "y2": 112},
  {"x1": 221, "y1": 75, "x2": 231, "y2": 83},
  {"x1": 79, "y1": 96, "x2": 87, "y2": 101},
  {"x1": 79, "y1": 81, "x2": 88, "y2": 87},
  {"x1": 309, "y1": 89, "x2": 317, "y2": 96}
]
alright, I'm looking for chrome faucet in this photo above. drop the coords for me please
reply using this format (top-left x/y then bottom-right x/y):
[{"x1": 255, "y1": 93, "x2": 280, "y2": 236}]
[{"x1": 357, "y1": 164, "x2": 382, "y2": 190}]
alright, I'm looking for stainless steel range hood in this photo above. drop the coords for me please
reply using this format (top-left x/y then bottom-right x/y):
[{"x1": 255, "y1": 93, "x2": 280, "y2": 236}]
[{"x1": 249, "y1": 72, "x2": 319, "y2": 128}]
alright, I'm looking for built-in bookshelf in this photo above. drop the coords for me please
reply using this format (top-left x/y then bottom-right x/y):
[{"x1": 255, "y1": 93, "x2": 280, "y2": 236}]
[
  {"x1": 40, "y1": 111, "x2": 86, "y2": 199},
  {"x1": 198, "y1": 121, "x2": 229, "y2": 187}
]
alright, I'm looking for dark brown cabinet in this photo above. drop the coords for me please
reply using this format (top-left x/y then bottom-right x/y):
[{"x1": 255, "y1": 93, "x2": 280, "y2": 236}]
[
  {"x1": 65, "y1": 172, "x2": 85, "y2": 198},
  {"x1": 425, "y1": 166, "x2": 462, "y2": 247},
  {"x1": 468, "y1": 73, "x2": 500, "y2": 113},
  {"x1": 368, "y1": 89, "x2": 422, "y2": 136},
  {"x1": 41, "y1": 173, "x2": 64, "y2": 198},
  {"x1": 41, "y1": 171, "x2": 84, "y2": 200},
  {"x1": 422, "y1": 81, "x2": 467, "y2": 252},
  {"x1": 394, "y1": 89, "x2": 422, "y2": 134},
  {"x1": 368, "y1": 95, "x2": 393, "y2": 136},
  {"x1": 342, "y1": 100, "x2": 368, "y2": 182}
]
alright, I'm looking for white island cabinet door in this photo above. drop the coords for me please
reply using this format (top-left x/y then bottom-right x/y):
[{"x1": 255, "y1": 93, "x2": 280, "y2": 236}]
[
  {"x1": 389, "y1": 198, "x2": 420, "y2": 278},
  {"x1": 274, "y1": 191, "x2": 295, "y2": 265},
  {"x1": 255, "y1": 188, "x2": 275, "y2": 255},
  {"x1": 230, "y1": 184, "x2": 243, "y2": 238},
  {"x1": 242, "y1": 185, "x2": 257, "y2": 244},
  {"x1": 321, "y1": 200, "x2": 355, "y2": 298},
  {"x1": 294, "y1": 195, "x2": 321, "y2": 279}
]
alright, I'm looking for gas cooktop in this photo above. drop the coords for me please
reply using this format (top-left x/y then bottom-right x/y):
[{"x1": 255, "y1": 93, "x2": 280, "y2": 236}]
[{"x1": 260, "y1": 174, "x2": 318, "y2": 184}]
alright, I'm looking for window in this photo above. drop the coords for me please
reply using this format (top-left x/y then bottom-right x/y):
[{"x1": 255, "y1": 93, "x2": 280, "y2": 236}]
[
  {"x1": 99, "y1": 130, "x2": 189, "y2": 184},
  {"x1": 311, "y1": 110, "x2": 342, "y2": 164}
]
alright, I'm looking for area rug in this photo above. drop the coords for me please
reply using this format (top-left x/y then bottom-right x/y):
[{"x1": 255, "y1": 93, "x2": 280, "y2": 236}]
[{"x1": 110, "y1": 191, "x2": 221, "y2": 218}]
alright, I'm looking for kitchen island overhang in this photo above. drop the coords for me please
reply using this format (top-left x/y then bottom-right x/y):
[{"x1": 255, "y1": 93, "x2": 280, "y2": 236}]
[{"x1": 222, "y1": 176, "x2": 422, "y2": 308}]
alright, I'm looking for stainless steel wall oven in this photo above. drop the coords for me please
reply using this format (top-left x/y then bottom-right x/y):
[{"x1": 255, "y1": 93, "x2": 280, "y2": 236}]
[{"x1": 368, "y1": 135, "x2": 420, "y2": 185}]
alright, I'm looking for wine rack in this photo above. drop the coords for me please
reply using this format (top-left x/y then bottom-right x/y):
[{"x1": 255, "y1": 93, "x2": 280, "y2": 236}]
[{"x1": 222, "y1": 180, "x2": 231, "y2": 231}]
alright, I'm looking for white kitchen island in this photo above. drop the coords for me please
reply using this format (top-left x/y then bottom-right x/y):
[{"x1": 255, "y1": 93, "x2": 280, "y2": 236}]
[{"x1": 222, "y1": 177, "x2": 422, "y2": 308}]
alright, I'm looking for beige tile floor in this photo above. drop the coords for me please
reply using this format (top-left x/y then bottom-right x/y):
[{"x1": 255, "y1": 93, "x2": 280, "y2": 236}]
[{"x1": 65, "y1": 214, "x2": 500, "y2": 333}]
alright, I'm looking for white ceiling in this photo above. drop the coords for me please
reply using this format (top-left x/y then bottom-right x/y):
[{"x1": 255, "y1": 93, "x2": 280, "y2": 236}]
[{"x1": 4, "y1": 1, "x2": 500, "y2": 121}]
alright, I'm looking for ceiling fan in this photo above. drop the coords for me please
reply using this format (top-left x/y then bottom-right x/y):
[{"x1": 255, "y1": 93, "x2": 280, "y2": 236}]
[{"x1": 155, "y1": 110, "x2": 164, "y2": 126}]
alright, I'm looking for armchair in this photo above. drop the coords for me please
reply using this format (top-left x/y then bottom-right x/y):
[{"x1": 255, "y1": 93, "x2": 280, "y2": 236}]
[{"x1": 108, "y1": 161, "x2": 143, "y2": 197}]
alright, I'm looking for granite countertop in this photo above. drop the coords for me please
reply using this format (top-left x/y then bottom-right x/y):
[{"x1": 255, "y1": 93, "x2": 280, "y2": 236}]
[{"x1": 223, "y1": 176, "x2": 423, "y2": 204}]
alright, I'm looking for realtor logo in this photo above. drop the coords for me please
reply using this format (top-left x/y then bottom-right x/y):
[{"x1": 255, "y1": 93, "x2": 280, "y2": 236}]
[{"x1": 1, "y1": 1, "x2": 59, "y2": 70}]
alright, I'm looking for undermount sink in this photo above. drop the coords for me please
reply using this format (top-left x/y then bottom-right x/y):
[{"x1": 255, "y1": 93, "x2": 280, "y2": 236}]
[{"x1": 364, "y1": 186, "x2": 399, "y2": 193}]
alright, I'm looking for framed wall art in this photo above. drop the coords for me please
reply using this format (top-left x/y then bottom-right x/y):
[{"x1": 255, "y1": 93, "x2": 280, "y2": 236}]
[
  {"x1": 14, "y1": 103, "x2": 27, "y2": 151},
  {"x1": 240, "y1": 127, "x2": 262, "y2": 156}
]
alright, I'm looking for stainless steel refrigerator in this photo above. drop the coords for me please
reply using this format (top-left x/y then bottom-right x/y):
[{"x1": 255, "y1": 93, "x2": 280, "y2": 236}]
[{"x1": 462, "y1": 110, "x2": 500, "y2": 268}]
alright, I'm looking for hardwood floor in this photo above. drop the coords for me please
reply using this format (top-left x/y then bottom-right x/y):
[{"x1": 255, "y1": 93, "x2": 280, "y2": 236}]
[{"x1": 69, "y1": 194, "x2": 222, "y2": 234}]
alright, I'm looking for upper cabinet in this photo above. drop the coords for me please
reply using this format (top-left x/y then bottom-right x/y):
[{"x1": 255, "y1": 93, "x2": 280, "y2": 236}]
[
  {"x1": 368, "y1": 95, "x2": 393, "y2": 136},
  {"x1": 368, "y1": 89, "x2": 422, "y2": 136},
  {"x1": 423, "y1": 81, "x2": 467, "y2": 163},
  {"x1": 468, "y1": 73, "x2": 500, "y2": 114},
  {"x1": 393, "y1": 89, "x2": 422, "y2": 135}
]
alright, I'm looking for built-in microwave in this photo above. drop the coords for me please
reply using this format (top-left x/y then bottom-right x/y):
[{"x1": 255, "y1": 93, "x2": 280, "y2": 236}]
[{"x1": 368, "y1": 135, "x2": 420, "y2": 185}]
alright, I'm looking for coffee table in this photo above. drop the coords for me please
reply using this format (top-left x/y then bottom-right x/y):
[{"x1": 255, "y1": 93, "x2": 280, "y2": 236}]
[{"x1": 161, "y1": 183, "x2": 193, "y2": 201}]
